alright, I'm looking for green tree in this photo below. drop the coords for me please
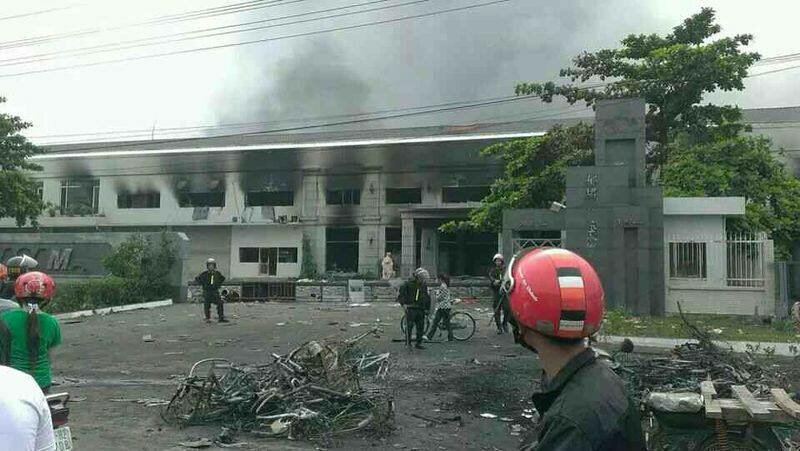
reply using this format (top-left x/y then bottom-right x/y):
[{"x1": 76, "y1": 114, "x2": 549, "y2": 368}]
[
  {"x1": 662, "y1": 135, "x2": 800, "y2": 256},
  {"x1": 516, "y1": 7, "x2": 759, "y2": 170},
  {"x1": 442, "y1": 123, "x2": 594, "y2": 232},
  {"x1": 455, "y1": 8, "x2": 764, "y2": 233},
  {"x1": 102, "y1": 233, "x2": 177, "y2": 299},
  {"x1": 0, "y1": 96, "x2": 45, "y2": 226}
]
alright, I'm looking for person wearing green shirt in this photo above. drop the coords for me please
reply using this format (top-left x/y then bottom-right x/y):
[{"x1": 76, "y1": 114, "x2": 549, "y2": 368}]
[{"x1": 0, "y1": 271, "x2": 61, "y2": 392}]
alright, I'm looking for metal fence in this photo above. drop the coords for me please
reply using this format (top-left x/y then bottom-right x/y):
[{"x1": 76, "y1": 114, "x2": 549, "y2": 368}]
[
  {"x1": 725, "y1": 233, "x2": 765, "y2": 288},
  {"x1": 666, "y1": 233, "x2": 766, "y2": 287},
  {"x1": 511, "y1": 237, "x2": 562, "y2": 253}
]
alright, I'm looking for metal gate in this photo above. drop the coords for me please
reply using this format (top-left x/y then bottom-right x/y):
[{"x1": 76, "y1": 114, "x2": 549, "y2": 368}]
[{"x1": 511, "y1": 238, "x2": 562, "y2": 253}]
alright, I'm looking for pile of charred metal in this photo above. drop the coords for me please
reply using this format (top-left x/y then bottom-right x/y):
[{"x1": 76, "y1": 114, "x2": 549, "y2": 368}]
[
  {"x1": 611, "y1": 308, "x2": 788, "y2": 402},
  {"x1": 162, "y1": 328, "x2": 393, "y2": 440}
]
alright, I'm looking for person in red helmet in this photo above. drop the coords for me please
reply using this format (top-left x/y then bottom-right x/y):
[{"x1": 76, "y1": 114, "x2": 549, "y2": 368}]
[
  {"x1": 0, "y1": 271, "x2": 61, "y2": 393},
  {"x1": 503, "y1": 248, "x2": 645, "y2": 451}
]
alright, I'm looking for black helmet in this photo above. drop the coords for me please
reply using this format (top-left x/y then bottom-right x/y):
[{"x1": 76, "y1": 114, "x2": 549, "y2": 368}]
[{"x1": 7, "y1": 254, "x2": 38, "y2": 280}]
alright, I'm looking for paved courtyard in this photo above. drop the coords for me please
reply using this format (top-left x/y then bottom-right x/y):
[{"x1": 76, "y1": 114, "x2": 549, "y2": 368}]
[{"x1": 53, "y1": 301, "x2": 543, "y2": 450}]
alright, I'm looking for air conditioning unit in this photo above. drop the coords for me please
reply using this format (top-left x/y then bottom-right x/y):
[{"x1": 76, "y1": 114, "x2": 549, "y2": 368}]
[
  {"x1": 273, "y1": 207, "x2": 297, "y2": 223},
  {"x1": 259, "y1": 263, "x2": 270, "y2": 275}
]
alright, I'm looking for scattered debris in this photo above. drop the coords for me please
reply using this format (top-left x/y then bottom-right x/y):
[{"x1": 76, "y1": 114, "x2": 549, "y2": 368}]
[
  {"x1": 510, "y1": 424, "x2": 524, "y2": 436},
  {"x1": 408, "y1": 413, "x2": 462, "y2": 425},
  {"x1": 111, "y1": 397, "x2": 169, "y2": 407},
  {"x1": 142, "y1": 334, "x2": 155, "y2": 342},
  {"x1": 349, "y1": 303, "x2": 371, "y2": 307},
  {"x1": 499, "y1": 417, "x2": 514, "y2": 422},
  {"x1": 164, "y1": 351, "x2": 185, "y2": 356},
  {"x1": 162, "y1": 328, "x2": 393, "y2": 440},
  {"x1": 70, "y1": 396, "x2": 87, "y2": 402},
  {"x1": 179, "y1": 438, "x2": 213, "y2": 448},
  {"x1": 479, "y1": 413, "x2": 498, "y2": 419},
  {"x1": 614, "y1": 304, "x2": 789, "y2": 401},
  {"x1": 276, "y1": 322, "x2": 286, "y2": 326}
]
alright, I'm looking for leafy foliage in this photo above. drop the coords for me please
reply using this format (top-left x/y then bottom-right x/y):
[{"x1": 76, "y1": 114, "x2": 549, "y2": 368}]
[
  {"x1": 0, "y1": 96, "x2": 45, "y2": 226},
  {"x1": 442, "y1": 123, "x2": 594, "y2": 232},
  {"x1": 47, "y1": 276, "x2": 130, "y2": 314},
  {"x1": 102, "y1": 233, "x2": 177, "y2": 300},
  {"x1": 300, "y1": 234, "x2": 318, "y2": 279},
  {"x1": 662, "y1": 135, "x2": 800, "y2": 256},
  {"x1": 515, "y1": 7, "x2": 759, "y2": 171},
  {"x1": 47, "y1": 234, "x2": 178, "y2": 313}
]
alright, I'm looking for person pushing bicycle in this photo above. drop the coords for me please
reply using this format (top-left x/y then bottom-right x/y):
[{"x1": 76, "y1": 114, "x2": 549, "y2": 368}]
[{"x1": 424, "y1": 274, "x2": 460, "y2": 342}]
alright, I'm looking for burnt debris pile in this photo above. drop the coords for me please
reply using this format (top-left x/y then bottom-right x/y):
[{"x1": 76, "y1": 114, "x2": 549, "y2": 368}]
[
  {"x1": 614, "y1": 307, "x2": 788, "y2": 401},
  {"x1": 162, "y1": 328, "x2": 393, "y2": 440}
]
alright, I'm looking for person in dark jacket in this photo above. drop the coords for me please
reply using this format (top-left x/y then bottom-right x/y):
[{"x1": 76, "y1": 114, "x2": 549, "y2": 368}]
[
  {"x1": 397, "y1": 268, "x2": 431, "y2": 349},
  {"x1": 504, "y1": 248, "x2": 645, "y2": 451},
  {"x1": 195, "y1": 258, "x2": 228, "y2": 323},
  {"x1": 0, "y1": 255, "x2": 38, "y2": 300},
  {"x1": 488, "y1": 253, "x2": 509, "y2": 334}
]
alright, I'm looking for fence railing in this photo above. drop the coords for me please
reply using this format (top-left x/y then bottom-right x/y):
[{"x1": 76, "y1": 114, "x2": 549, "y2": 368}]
[{"x1": 512, "y1": 238, "x2": 562, "y2": 253}]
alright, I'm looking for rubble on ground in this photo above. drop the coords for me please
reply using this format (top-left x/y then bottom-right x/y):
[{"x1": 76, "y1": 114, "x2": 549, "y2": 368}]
[
  {"x1": 612, "y1": 305, "x2": 789, "y2": 401},
  {"x1": 161, "y1": 327, "x2": 393, "y2": 441}
]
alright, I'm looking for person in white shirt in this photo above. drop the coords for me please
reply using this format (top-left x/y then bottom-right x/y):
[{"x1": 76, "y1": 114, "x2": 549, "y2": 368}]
[{"x1": 0, "y1": 365, "x2": 55, "y2": 451}]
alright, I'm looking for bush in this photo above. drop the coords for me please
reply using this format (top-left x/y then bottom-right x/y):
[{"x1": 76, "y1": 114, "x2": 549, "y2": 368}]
[
  {"x1": 47, "y1": 276, "x2": 130, "y2": 314},
  {"x1": 47, "y1": 233, "x2": 178, "y2": 314}
]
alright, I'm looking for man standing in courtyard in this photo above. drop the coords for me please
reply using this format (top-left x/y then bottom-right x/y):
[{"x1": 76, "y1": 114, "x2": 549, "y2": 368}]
[
  {"x1": 489, "y1": 253, "x2": 509, "y2": 334},
  {"x1": 504, "y1": 248, "x2": 645, "y2": 450},
  {"x1": 195, "y1": 258, "x2": 228, "y2": 323},
  {"x1": 397, "y1": 268, "x2": 431, "y2": 349}
]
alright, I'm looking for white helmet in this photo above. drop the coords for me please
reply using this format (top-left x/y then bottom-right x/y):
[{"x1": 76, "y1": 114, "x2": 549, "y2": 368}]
[
  {"x1": 493, "y1": 253, "x2": 504, "y2": 262},
  {"x1": 413, "y1": 267, "x2": 430, "y2": 280},
  {"x1": 205, "y1": 258, "x2": 217, "y2": 267}
]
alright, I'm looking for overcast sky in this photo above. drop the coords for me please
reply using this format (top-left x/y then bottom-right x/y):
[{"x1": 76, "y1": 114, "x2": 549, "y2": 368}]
[{"x1": 1, "y1": 0, "x2": 799, "y2": 144}]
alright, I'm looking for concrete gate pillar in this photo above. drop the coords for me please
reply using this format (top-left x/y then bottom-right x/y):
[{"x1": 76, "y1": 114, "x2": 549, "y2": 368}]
[
  {"x1": 401, "y1": 217, "x2": 415, "y2": 278},
  {"x1": 420, "y1": 227, "x2": 439, "y2": 277}
]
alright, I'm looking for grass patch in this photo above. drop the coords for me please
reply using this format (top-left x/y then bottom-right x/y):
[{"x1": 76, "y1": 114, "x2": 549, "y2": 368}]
[{"x1": 601, "y1": 309, "x2": 800, "y2": 343}]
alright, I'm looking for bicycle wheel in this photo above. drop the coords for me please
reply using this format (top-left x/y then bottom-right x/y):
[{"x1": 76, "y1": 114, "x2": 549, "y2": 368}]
[
  {"x1": 400, "y1": 313, "x2": 408, "y2": 334},
  {"x1": 449, "y1": 312, "x2": 476, "y2": 341}
]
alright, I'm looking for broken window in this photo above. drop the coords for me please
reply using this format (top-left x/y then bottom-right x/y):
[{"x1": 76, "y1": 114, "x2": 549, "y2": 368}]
[
  {"x1": 117, "y1": 192, "x2": 160, "y2": 209},
  {"x1": 239, "y1": 247, "x2": 259, "y2": 263},
  {"x1": 278, "y1": 247, "x2": 298, "y2": 263},
  {"x1": 245, "y1": 190, "x2": 294, "y2": 207},
  {"x1": 60, "y1": 179, "x2": 99, "y2": 216},
  {"x1": 178, "y1": 192, "x2": 225, "y2": 208},
  {"x1": 326, "y1": 227, "x2": 359, "y2": 273},
  {"x1": 325, "y1": 189, "x2": 361, "y2": 205},
  {"x1": 669, "y1": 242, "x2": 707, "y2": 279},
  {"x1": 385, "y1": 188, "x2": 421, "y2": 204},
  {"x1": 441, "y1": 186, "x2": 489, "y2": 203}
]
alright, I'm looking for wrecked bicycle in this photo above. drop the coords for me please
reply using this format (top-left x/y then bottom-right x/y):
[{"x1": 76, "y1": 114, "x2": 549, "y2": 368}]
[{"x1": 399, "y1": 298, "x2": 477, "y2": 342}]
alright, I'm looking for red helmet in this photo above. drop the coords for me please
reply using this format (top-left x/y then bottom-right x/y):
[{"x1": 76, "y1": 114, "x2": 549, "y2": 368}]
[
  {"x1": 0, "y1": 264, "x2": 6, "y2": 282},
  {"x1": 14, "y1": 271, "x2": 56, "y2": 301},
  {"x1": 505, "y1": 248, "x2": 604, "y2": 339}
]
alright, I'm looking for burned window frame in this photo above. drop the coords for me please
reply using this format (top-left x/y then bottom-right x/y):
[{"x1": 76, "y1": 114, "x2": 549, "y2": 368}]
[
  {"x1": 325, "y1": 188, "x2": 361, "y2": 206},
  {"x1": 441, "y1": 186, "x2": 490, "y2": 203},
  {"x1": 60, "y1": 179, "x2": 100, "y2": 216},
  {"x1": 385, "y1": 187, "x2": 422, "y2": 205},
  {"x1": 117, "y1": 191, "x2": 161, "y2": 209},
  {"x1": 178, "y1": 191, "x2": 225, "y2": 208},
  {"x1": 245, "y1": 190, "x2": 294, "y2": 207}
]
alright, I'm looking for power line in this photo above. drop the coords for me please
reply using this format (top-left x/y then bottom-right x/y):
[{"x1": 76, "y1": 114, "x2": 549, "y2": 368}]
[
  {"x1": 0, "y1": 5, "x2": 75, "y2": 22},
  {"x1": 747, "y1": 63, "x2": 800, "y2": 78},
  {"x1": 0, "y1": 0, "x2": 306, "y2": 51},
  {"x1": 0, "y1": 0, "x2": 422, "y2": 67},
  {"x1": 31, "y1": 93, "x2": 520, "y2": 141},
  {"x1": 0, "y1": 0, "x2": 511, "y2": 78}
]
